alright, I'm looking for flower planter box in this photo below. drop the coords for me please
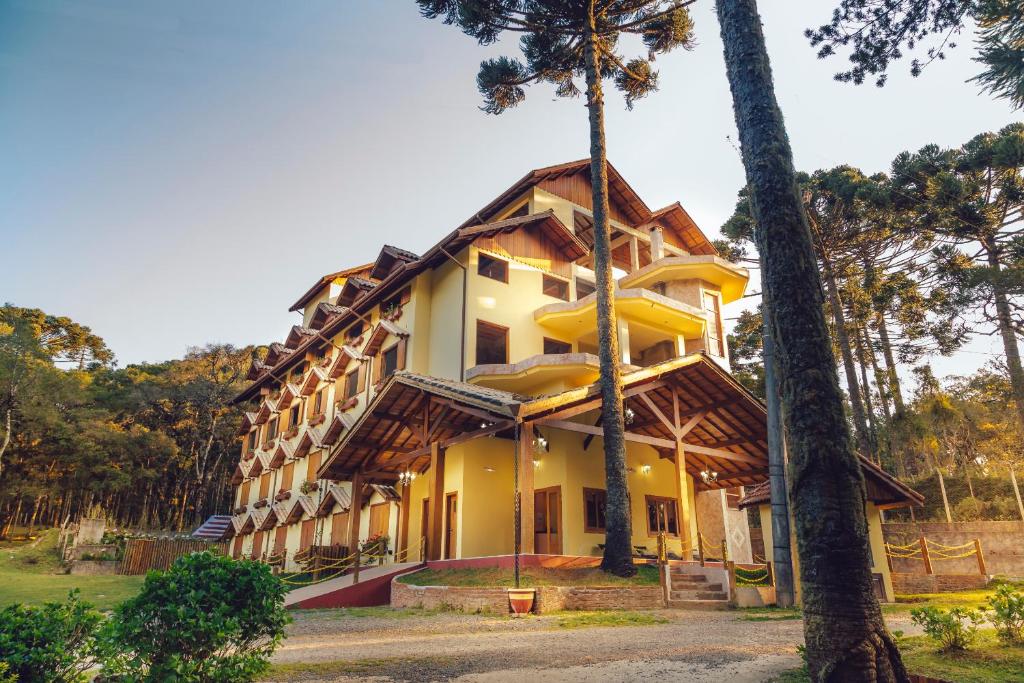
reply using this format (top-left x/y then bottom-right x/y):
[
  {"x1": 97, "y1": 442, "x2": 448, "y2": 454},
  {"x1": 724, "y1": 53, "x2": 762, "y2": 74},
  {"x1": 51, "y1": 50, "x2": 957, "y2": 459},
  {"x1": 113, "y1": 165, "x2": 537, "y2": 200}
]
[
  {"x1": 262, "y1": 440, "x2": 276, "y2": 452},
  {"x1": 338, "y1": 397, "x2": 359, "y2": 412},
  {"x1": 233, "y1": 505, "x2": 248, "y2": 515},
  {"x1": 283, "y1": 427, "x2": 299, "y2": 440},
  {"x1": 308, "y1": 413, "x2": 326, "y2": 427},
  {"x1": 299, "y1": 482, "x2": 319, "y2": 495},
  {"x1": 253, "y1": 498, "x2": 268, "y2": 509},
  {"x1": 274, "y1": 490, "x2": 292, "y2": 502}
]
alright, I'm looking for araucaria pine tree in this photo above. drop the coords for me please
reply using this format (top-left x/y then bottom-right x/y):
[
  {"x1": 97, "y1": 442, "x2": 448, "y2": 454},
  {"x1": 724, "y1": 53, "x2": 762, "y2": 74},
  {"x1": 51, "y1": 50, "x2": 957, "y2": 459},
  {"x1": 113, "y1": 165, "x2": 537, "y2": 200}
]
[{"x1": 414, "y1": 0, "x2": 695, "y2": 576}]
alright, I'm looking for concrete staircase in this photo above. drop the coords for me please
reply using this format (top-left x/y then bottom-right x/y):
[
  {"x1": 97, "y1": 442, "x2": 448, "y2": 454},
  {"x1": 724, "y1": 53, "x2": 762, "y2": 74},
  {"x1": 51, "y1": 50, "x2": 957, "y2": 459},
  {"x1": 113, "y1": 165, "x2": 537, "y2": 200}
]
[{"x1": 664, "y1": 567, "x2": 730, "y2": 610}]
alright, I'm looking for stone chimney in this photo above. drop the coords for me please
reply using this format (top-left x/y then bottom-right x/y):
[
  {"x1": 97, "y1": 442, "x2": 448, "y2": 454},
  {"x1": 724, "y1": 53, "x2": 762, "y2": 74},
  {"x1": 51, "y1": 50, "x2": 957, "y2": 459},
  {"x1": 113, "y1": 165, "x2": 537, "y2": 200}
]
[{"x1": 649, "y1": 226, "x2": 665, "y2": 261}]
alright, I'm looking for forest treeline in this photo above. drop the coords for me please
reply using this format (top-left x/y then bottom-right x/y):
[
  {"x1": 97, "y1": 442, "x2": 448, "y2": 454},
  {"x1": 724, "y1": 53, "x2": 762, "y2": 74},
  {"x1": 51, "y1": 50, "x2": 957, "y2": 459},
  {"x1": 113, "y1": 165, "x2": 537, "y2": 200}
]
[
  {"x1": 724, "y1": 123, "x2": 1024, "y2": 521},
  {"x1": 0, "y1": 305, "x2": 261, "y2": 534}
]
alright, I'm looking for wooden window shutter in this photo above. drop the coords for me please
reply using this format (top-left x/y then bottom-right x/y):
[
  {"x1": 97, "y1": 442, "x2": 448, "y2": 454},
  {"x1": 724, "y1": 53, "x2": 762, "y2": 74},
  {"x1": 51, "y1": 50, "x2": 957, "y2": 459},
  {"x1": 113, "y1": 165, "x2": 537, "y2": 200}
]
[
  {"x1": 374, "y1": 353, "x2": 383, "y2": 383},
  {"x1": 396, "y1": 338, "x2": 407, "y2": 371},
  {"x1": 400, "y1": 287, "x2": 411, "y2": 305},
  {"x1": 357, "y1": 362, "x2": 367, "y2": 392}
]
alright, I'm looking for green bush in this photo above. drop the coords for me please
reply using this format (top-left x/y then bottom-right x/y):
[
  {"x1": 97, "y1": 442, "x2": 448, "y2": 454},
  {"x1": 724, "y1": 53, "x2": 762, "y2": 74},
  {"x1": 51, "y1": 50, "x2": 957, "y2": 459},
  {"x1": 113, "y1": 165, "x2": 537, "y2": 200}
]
[
  {"x1": 987, "y1": 584, "x2": 1024, "y2": 644},
  {"x1": 910, "y1": 605, "x2": 984, "y2": 652},
  {"x1": 0, "y1": 662, "x2": 15, "y2": 683},
  {"x1": 0, "y1": 590, "x2": 103, "y2": 682},
  {"x1": 98, "y1": 551, "x2": 289, "y2": 682}
]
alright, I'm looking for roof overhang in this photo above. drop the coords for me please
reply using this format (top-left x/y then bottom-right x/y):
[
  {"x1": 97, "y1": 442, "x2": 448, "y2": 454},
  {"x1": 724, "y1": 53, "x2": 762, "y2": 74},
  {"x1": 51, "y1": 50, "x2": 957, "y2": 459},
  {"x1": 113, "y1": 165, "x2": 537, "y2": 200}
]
[
  {"x1": 466, "y1": 352, "x2": 602, "y2": 393},
  {"x1": 618, "y1": 256, "x2": 750, "y2": 304},
  {"x1": 288, "y1": 263, "x2": 375, "y2": 313},
  {"x1": 535, "y1": 288, "x2": 706, "y2": 338}
]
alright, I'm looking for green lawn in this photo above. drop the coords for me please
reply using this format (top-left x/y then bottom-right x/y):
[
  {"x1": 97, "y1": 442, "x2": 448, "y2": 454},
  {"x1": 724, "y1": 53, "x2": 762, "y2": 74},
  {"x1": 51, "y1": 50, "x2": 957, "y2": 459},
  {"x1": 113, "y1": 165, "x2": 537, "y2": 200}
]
[
  {"x1": 0, "y1": 529, "x2": 143, "y2": 610},
  {"x1": 882, "y1": 581, "x2": 1018, "y2": 617},
  {"x1": 396, "y1": 564, "x2": 661, "y2": 587}
]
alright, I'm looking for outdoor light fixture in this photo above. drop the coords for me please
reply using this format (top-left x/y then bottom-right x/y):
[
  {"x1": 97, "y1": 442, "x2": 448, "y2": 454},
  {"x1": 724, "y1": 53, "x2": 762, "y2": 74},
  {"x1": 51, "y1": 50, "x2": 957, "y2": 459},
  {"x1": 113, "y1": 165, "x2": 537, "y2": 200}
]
[
  {"x1": 483, "y1": 466, "x2": 496, "y2": 473},
  {"x1": 533, "y1": 458, "x2": 541, "y2": 467},
  {"x1": 398, "y1": 470, "x2": 417, "y2": 487},
  {"x1": 700, "y1": 469, "x2": 719, "y2": 485},
  {"x1": 640, "y1": 464, "x2": 652, "y2": 475},
  {"x1": 533, "y1": 432, "x2": 549, "y2": 453},
  {"x1": 623, "y1": 406, "x2": 635, "y2": 425}
]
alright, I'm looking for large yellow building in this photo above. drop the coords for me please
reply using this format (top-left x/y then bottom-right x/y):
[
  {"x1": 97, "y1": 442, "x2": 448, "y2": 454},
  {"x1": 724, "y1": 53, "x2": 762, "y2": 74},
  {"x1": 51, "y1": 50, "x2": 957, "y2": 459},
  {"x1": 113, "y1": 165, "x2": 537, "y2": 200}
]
[{"x1": 226, "y1": 160, "x2": 775, "y2": 572}]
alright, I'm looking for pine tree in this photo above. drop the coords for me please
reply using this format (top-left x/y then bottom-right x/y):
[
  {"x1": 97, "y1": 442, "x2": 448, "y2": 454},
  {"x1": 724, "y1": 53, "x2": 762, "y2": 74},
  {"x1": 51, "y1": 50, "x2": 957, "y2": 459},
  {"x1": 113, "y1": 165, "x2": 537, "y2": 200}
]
[
  {"x1": 415, "y1": 0, "x2": 695, "y2": 576},
  {"x1": 716, "y1": 0, "x2": 909, "y2": 677}
]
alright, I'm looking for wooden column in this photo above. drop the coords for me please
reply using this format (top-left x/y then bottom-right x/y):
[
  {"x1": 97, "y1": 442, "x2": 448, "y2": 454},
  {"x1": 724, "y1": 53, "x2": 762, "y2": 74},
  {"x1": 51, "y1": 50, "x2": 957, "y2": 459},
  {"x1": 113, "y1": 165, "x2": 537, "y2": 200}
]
[
  {"x1": 398, "y1": 480, "x2": 411, "y2": 560},
  {"x1": 426, "y1": 442, "x2": 446, "y2": 561},
  {"x1": 628, "y1": 235, "x2": 641, "y2": 272},
  {"x1": 518, "y1": 423, "x2": 536, "y2": 554},
  {"x1": 673, "y1": 439, "x2": 693, "y2": 557},
  {"x1": 649, "y1": 226, "x2": 665, "y2": 260},
  {"x1": 347, "y1": 471, "x2": 364, "y2": 552}
]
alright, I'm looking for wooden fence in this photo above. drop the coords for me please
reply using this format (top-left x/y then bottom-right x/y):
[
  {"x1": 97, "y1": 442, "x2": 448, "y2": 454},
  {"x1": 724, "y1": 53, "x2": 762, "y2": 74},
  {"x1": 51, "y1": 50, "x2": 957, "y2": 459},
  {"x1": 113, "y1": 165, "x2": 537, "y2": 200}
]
[{"x1": 119, "y1": 538, "x2": 226, "y2": 575}]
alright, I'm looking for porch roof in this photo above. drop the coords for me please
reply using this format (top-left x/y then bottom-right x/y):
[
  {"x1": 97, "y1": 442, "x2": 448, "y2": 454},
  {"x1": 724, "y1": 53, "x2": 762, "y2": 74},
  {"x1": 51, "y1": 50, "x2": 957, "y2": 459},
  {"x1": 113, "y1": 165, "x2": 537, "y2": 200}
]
[{"x1": 320, "y1": 353, "x2": 769, "y2": 489}]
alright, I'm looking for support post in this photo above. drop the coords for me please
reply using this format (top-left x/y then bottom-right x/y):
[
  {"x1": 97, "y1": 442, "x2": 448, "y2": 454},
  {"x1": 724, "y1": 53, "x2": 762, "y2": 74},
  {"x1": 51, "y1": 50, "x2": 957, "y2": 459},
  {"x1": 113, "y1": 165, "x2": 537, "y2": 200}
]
[
  {"x1": 726, "y1": 560, "x2": 737, "y2": 607},
  {"x1": 974, "y1": 539, "x2": 987, "y2": 575},
  {"x1": 398, "y1": 479, "x2": 411, "y2": 561},
  {"x1": 427, "y1": 442, "x2": 446, "y2": 561},
  {"x1": 518, "y1": 423, "x2": 536, "y2": 554},
  {"x1": 766, "y1": 560, "x2": 774, "y2": 587},
  {"x1": 671, "y1": 389, "x2": 693, "y2": 558},
  {"x1": 649, "y1": 226, "x2": 665, "y2": 260},
  {"x1": 697, "y1": 531, "x2": 705, "y2": 567},
  {"x1": 348, "y1": 471, "x2": 364, "y2": 558},
  {"x1": 919, "y1": 536, "x2": 932, "y2": 575},
  {"x1": 721, "y1": 539, "x2": 728, "y2": 565},
  {"x1": 628, "y1": 235, "x2": 640, "y2": 272},
  {"x1": 353, "y1": 547, "x2": 361, "y2": 584}
]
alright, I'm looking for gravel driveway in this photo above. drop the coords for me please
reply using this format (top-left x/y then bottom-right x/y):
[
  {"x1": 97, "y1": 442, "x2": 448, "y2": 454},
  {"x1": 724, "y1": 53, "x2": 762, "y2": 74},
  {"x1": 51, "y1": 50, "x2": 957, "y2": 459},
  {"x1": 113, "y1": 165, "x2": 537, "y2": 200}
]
[{"x1": 266, "y1": 609, "x2": 810, "y2": 682}]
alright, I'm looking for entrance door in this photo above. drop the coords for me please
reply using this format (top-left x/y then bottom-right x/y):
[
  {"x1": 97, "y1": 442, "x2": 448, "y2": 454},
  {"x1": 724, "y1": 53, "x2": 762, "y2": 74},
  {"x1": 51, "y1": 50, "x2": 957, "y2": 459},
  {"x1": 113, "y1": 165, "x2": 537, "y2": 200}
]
[
  {"x1": 534, "y1": 486, "x2": 562, "y2": 554},
  {"x1": 444, "y1": 493, "x2": 458, "y2": 559},
  {"x1": 368, "y1": 502, "x2": 390, "y2": 539}
]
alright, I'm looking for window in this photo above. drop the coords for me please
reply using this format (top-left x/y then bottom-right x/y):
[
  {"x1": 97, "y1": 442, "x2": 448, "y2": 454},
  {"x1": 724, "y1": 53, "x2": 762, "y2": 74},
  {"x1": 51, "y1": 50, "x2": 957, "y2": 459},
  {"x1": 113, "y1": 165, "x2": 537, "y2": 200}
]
[
  {"x1": 381, "y1": 343, "x2": 400, "y2": 380},
  {"x1": 543, "y1": 337, "x2": 571, "y2": 355},
  {"x1": 542, "y1": 274, "x2": 569, "y2": 301},
  {"x1": 289, "y1": 402, "x2": 301, "y2": 428},
  {"x1": 313, "y1": 387, "x2": 326, "y2": 415},
  {"x1": 344, "y1": 368, "x2": 360, "y2": 400},
  {"x1": 703, "y1": 291, "x2": 724, "y2": 357},
  {"x1": 346, "y1": 321, "x2": 364, "y2": 341},
  {"x1": 645, "y1": 496, "x2": 679, "y2": 537},
  {"x1": 583, "y1": 488, "x2": 607, "y2": 533},
  {"x1": 476, "y1": 320, "x2": 508, "y2": 365},
  {"x1": 259, "y1": 472, "x2": 271, "y2": 499},
  {"x1": 281, "y1": 462, "x2": 295, "y2": 491},
  {"x1": 507, "y1": 203, "x2": 529, "y2": 219},
  {"x1": 239, "y1": 480, "x2": 251, "y2": 506},
  {"x1": 300, "y1": 519, "x2": 316, "y2": 551},
  {"x1": 575, "y1": 278, "x2": 596, "y2": 299},
  {"x1": 266, "y1": 416, "x2": 279, "y2": 441},
  {"x1": 478, "y1": 254, "x2": 508, "y2": 283},
  {"x1": 306, "y1": 451, "x2": 322, "y2": 483},
  {"x1": 292, "y1": 362, "x2": 306, "y2": 381},
  {"x1": 246, "y1": 431, "x2": 257, "y2": 453},
  {"x1": 381, "y1": 287, "x2": 410, "y2": 315}
]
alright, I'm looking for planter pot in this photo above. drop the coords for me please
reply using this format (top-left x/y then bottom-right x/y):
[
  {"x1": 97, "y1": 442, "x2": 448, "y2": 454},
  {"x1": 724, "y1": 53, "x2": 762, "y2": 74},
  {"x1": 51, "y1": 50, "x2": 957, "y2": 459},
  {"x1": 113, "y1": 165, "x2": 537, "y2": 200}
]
[{"x1": 508, "y1": 588, "x2": 536, "y2": 615}]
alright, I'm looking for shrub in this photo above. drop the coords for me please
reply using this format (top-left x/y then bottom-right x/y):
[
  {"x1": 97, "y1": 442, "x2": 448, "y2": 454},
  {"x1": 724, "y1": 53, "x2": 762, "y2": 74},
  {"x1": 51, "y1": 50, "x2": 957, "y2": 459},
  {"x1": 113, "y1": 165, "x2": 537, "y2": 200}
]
[
  {"x1": 0, "y1": 590, "x2": 103, "y2": 682},
  {"x1": 987, "y1": 583, "x2": 1024, "y2": 644},
  {"x1": 910, "y1": 605, "x2": 984, "y2": 652},
  {"x1": 98, "y1": 551, "x2": 289, "y2": 682},
  {"x1": 0, "y1": 662, "x2": 15, "y2": 683}
]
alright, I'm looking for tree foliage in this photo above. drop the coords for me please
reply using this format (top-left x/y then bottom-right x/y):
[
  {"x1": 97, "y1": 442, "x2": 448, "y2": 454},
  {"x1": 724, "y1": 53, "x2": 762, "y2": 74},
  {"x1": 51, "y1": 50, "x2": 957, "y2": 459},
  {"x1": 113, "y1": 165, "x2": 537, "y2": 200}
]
[{"x1": 0, "y1": 590, "x2": 102, "y2": 683}]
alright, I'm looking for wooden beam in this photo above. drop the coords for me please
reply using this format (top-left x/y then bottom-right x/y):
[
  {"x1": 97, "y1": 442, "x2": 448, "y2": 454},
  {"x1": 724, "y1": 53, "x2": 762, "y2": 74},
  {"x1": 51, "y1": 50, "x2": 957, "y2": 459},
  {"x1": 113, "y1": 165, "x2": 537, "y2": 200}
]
[
  {"x1": 710, "y1": 467, "x2": 769, "y2": 483},
  {"x1": 426, "y1": 442, "x2": 445, "y2": 561},
  {"x1": 581, "y1": 413, "x2": 602, "y2": 451},
  {"x1": 637, "y1": 393, "x2": 678, "y2": 438},
  {"x1": 362, "y1": 420, "x2": 513, "y2": 475},
  {"x1": 543, "y1": 418, "x2": 675, "y2": 449},
  {"x1": 678, "y1": 410, "x2": 709, "y2": 438},
  {"x1": 519, "y1": 423, "x2": 535, "y2": 554},
  {"x1": 348, "y1": 471, "x2": 364, "y2": 550},
  {"x1": 431, "y1": 397, "x2": 505, "y2": 424},
  {"x1": 681, "y1": 442, "x2": 763, "y2": 465}
]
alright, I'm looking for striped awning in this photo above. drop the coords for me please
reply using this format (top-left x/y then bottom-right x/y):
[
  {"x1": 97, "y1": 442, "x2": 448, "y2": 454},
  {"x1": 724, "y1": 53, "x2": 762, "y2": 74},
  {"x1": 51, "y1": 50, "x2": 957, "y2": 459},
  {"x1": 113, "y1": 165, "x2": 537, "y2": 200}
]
[{"x1": 192, "y1": 515, "x2": 233, "y2": 541}]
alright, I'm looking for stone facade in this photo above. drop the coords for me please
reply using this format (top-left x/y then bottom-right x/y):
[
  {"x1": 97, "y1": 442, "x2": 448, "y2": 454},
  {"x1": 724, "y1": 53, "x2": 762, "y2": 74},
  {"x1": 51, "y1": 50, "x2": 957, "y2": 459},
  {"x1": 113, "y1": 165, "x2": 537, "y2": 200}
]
[
  {"x1": 891, "y1": 572, "x2": 990, "y2": 594},
  {"x1": 70, "y1": 560, "x2": 121, "y2": 576},
  {"x1": 391, "y1": 578, "x2": 665, "y2": 613}
]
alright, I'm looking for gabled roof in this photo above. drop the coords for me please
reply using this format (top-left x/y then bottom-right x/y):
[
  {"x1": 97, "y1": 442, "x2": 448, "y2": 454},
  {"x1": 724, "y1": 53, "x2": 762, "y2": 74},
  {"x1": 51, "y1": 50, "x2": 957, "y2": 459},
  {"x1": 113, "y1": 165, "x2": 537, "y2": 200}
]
[
  {"x1": 283, "y1": 495, "x2": 317, "y2": 524},
  {"x1": 459, "y1": 159, "x2": 652, "y2": 228},
  {"x1": 237, "y1": 412, "x2": 258, "y2": 436},
  {"x1": 320, "y1": 412, "x2": 356, "y2": 447},
  {"x1": 300, "y1": 366, "x2": 328, "y2": 396},
  {"x1": 254, "y1": 397, "x2": 277, "y2": 425},
  {"x1": 246, "y1": 359, "x2": 269, "y2": 381},
  {"x1": 370, "y1": 245, "x2": 420, "y2": 281},
  {"x1": 288, "y1": 263, "x2": 375, "y2": 313},
  {"x1": 230, "y1": 463, "x2": 245, "y2": 485},
  {"x1": 364, "y1": 320, "x2": 410, "y2": 357},
  {"x1": 337, "y1": 277, "x2": 377, "y2": 308},
  {"x1": 285, "y1": 325, "x2": 317, "y2": 350},
  {"x1": 460, "y1": 210, "x2": 588, "y2": 261},
  {"x1": 264, "y1": 343, "x2": 293, "y2": 367},
  {"x1": 328, "y1": 345, "x2": 367, "y2": 380},
  {"x1": 293, "y1": 426, "x2": 325, "y2": 460},
  {"x1": 231, "y1": 512, "x2": 254, "y2": 535},
  {"x1": 316, "y1": 483, "x2": 352, "y2": 516},
  {"x1": 309, "y1": 302, "x2": 347, "y2": 330},
  {"x1": 644, "y1": 203, "x2": 718, "y2": 256},
  {"x1": 368, "y1": 484, "x2": 401, "y2": 502},
  {"x1": 268, "y1": 441, "x2": 294, "y2": 469},
  {"x1": 276, "y1": 383, "x2": 301, "y2": 411}
]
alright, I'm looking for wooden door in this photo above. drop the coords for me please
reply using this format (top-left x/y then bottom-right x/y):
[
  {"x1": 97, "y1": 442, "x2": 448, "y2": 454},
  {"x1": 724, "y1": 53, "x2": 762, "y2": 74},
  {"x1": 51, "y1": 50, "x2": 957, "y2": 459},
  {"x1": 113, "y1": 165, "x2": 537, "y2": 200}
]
[
  {"x1": 232, "y1": 534, "x2": 244, "y2": 559},
  {"x1": 252, "y1": 530, "x2": 265, "y2": 559},
  {"x1": 444, "y1": 493, "x2": 458, "y2": 559},
  {"x1": 273, "y1": 525, "x2": 288, "y2": 555},
  {"x1": 368, "y1": 502, "x2": 390, "y2": 539},
  {"x1": 534, "y1": 487, "x2": 562, "y2": 555},
  {"x1": 300, "y1": 518, "x2": 316, "y2": 551},
  {"x1": 331, "y1": 511, "x2": 349, "y2": 547}
]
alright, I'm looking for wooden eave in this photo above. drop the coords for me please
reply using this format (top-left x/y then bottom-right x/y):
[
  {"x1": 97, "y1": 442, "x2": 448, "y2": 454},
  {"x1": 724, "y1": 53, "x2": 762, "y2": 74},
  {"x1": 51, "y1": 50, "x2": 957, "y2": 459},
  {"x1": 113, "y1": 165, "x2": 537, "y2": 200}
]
[
  {"x1": 288, "y1": 263, "x2": 375, "y2": 313},
  {"x1": 293, "y1": 426, "x2": 325, "y2": 460},
  {"x1": 254, "y1": 398, "x2": 276, "y2": 426},
  {"x1": 320, "y1": 413, "x2": 355, "y2": 447},
  {"x1": 337, "y1": 277, "x2": 377, "y2": 308},
  {"x1": 237, "y1": 412, "x2": 257, "y2": 436},
  {"x1": 285, "y1": 325, "x2": 317, "y2": 350},
  {"x1": 268, "y1": 441, "x2": 294, "y2": 469},
  {"x1": 246, "y1": 359, "x2": 269, "y2": 381},
  {"x1": 277, "y1": 383, "x2": 301, "y2": 411},
  {"x1": 283, "y1": 495, "x2": 316, "y2": 524},
  {"x1": 230, "y1": 463, "x2": 245, "y2": 486},
  {"x1": 232, "y1": 512, "x2": 254, "y2": 535},
  {"x1": 328, "y1": 346, "x2": 366, "y2": 380},
  {"x1": 264, "y1": 343, "x2": 293, "y2": 367},
  {"x1": 642, "y1": 202, "x2": 719, "y2": 256},
  {"x1": 257, "y1": 505, "x2": 281, "y2": 531},
  {"x1": 310, "y1": 302, "x2": 347, "y2": 330},
  {"x1": 370, "y1": 245, "x2": 420, "y2": 281},
  {"x1": 459, "y1": 210, "x2": 589, "y2": 261},
  {"x1": 319, "y1": 372, "x2": 522, "y2": 481},
  {"x1": 363, "y1": 320, "x2": 410, "y2": 357},
  {"x1": 300, "y1": 366, "x2": 328, "y2": 396}
]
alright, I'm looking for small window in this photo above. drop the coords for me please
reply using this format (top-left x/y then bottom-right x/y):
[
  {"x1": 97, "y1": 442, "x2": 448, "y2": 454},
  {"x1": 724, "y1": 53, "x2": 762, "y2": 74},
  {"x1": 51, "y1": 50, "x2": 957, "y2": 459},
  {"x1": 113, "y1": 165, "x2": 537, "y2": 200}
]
[
  {"x1": 344, "y1": 368, "x2": 360, "y2": 400},
  {"x1": 382, "y1": 344, "x2": 400, "y2": 379},
  {"x1": 289, "y1": 403, "x2": 301, "y2": 428},
  {"x1": 583, "y1": 488, "x2": 607, "y2": 533},
  {"x1": 542, "y1": 274, "x2": 569, "y2": 301},
  {"x1": 575, "y1": 278, "x2": 596, "y2": 299},
  {"x1": 646, "y1": 496, "x2": 679, "y2": 537},
  {"x1": 478, "y1": 254, "x2": 508, "y2": 283},
  {"x1": 292, "y1": 362, "x2": 306, "y2": 381},
  {"x1": 267, "y1": 416, "x2": 279, "y2": 441},
  {"x1": 476, "y1": 321, "x2": 508, "y2": 365},
  {"x1": 246, "y1": 431, "x2": 257, "y2": 452},
  {"x1": 346, "y1": 321, "x2": 364, "y2": 341},
  {"x1": 543, "y1": 338, "x2": 571, "y2": 355},
  {"x1": 313, "y1": 387, "x2": 325, "y2": 415},
  {"x1": 381, "y1": 287, "x2": 410, "y2": 315}
]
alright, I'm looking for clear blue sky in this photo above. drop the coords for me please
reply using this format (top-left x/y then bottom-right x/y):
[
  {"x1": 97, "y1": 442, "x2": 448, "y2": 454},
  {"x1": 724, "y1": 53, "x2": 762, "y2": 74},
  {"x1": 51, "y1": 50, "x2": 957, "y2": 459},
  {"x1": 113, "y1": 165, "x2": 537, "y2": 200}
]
[{"x1": 0, "y1": 1, "x2": 1016, "y2": 382}]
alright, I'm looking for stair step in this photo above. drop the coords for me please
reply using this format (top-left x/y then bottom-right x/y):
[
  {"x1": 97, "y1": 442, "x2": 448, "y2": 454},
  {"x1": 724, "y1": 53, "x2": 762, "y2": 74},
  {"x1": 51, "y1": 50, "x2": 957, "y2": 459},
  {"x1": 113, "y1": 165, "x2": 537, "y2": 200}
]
[
  {"x1": 669, "y1": 589, "x2": 728, "y2": 601},
  {"x1": 670, "y1": 579, "x2": 721, "y2": 591},
  {"x1": 669, "y1": 574, "x2": 707, "y2": 582},
  {"x1": 665, "y1": 599, "x2": 730, "y2": 611}
]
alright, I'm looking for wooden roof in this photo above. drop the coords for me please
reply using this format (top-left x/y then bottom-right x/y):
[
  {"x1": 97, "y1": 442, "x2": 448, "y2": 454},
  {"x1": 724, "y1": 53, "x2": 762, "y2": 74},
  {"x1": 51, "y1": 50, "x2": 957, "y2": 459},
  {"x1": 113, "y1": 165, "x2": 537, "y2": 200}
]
[
  {"x1": 644, "y1": 203, "x2": 718, "y2": 256},
  {"x1": 370, "y1": 245, "x2": 420, "y2": 281},
  {"x1": 738, "y1": 457, "x2": 924, "y2": 511},
  {"x1": 319, "y1": 355, "x2": 769, "y2": 490},
  {"x1": 288, "y1": 263, "x2": 375, "y2": 313}
]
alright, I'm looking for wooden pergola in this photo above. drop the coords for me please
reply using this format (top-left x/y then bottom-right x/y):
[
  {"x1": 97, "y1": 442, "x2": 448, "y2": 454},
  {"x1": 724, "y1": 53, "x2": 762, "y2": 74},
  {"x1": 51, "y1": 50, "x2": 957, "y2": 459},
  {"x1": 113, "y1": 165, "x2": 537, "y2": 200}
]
[{"x1": 319, "y1": 353, "x2": 769, "y2": 561}]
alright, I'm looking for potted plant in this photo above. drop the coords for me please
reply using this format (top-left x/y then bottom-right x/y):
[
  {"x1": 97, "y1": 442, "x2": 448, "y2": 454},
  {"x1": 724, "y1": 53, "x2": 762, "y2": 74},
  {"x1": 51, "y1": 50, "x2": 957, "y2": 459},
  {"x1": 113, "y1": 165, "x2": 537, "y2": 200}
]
[
  {"x1": 299, "y1": 480, "x2": 319, "y2": 495},
  {"x1": 253, "y1": 498, "x2": 268, "y2": 509},
  {"x1": 309, "y1": 413, "x2": 326, "y2": 427},
  {"x1": 274, "y1": 490, "x2": 291, "y2": 502},
  {"x1": 508, "y1": 587, "x2": 536, "y2": 615}
]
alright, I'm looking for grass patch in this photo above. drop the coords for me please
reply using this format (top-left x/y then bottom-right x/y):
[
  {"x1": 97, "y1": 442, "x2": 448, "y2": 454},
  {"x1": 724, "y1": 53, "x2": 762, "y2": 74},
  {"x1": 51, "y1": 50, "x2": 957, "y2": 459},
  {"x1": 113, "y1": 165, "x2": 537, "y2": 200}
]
[
  {"x1": 263, "y1": 655, "x2": 458, "y2": 680},
  {"x1": 554, "y1": 609, "x2": 669, "y2": 629},
  {"x1": 882, "y1": 581, "x2": 1020, "y2": 617},
  {"x1": 772, "y1": 629, "x2": 1024, "y2": 683},
  {"x1": 739, "y1": 606, "x2": 803, "y2": 622},
  {"x1": 397, "y1": 564, "x2": 661, "y2": 587},
  {"x1": 0, "y1": 529, "x2": 143, "y2": 610}
]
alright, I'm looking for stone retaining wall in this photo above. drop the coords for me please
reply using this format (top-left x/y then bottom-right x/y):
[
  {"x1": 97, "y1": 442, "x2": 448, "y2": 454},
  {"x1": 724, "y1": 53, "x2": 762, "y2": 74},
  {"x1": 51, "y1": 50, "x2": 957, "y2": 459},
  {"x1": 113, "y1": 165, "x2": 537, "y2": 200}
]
[
  {"x1": 70, "y1": 560, "x2": 121, "y2": 576},
  {"x1": 883, "y1": 521, "x2": 1024, "y2": 577},
  {"x1": 391, "y1": 578, "x2": 665, "y2": 614},
  {"x1": 891, "y1": 572, "x2": 989, "y2": 594}
]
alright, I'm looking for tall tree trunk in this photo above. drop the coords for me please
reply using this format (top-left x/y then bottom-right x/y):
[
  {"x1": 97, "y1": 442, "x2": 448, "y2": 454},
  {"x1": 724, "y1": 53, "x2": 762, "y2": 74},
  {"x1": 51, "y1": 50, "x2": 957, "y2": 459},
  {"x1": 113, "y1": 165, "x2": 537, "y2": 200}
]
[
  {"x1": 715, "y1": 1, "x2": 908, "y2": 679},
  {"x1": 863, "y1": 326, "x2": 893, "y2": 423},
  {"x1": 1011, "y1": 468, "x2": 1024, "y2": 523},
  {"x1": 853, "y1": 329, "x2": 879, "y2": 460},
  {"x1": 937, "y1": 466, "x2": 952, "y2": 523},
  {"x1": 764, "y1": 312, "x2": 795, "y2": 607},
  {"x1": 984, "y1": 240, "x2": 1024, "y2": 433},
  {"x1": 583, "y1": 5, "x2": 634, "y2": 577},
  {"x1": 823, "y1": 260, "x2": 872, "y2": 456},
  {"x1": 875, "y1": 312, "x2": 905, "y2": 414},
  {"x1": 0, "y1": 408, "x2": 11, "y2": 479}
]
